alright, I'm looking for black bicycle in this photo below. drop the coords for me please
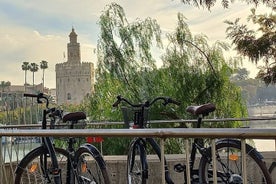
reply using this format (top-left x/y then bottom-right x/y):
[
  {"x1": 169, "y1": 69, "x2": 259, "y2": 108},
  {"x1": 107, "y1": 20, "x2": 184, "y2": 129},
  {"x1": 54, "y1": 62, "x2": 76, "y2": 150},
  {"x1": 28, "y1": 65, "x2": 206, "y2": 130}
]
[
  {"x1": 113, "y1": 95, "x2": 180, "y2": 184},
  {"x1": 14, "y1": 93, "x2": 110, "y2": 184},
  {"x1": 178, "y1": 103, "x2": 272, "y2": 184},
  {"x1": 113, "y1": 95, "x2": 272, "y2": 184}
]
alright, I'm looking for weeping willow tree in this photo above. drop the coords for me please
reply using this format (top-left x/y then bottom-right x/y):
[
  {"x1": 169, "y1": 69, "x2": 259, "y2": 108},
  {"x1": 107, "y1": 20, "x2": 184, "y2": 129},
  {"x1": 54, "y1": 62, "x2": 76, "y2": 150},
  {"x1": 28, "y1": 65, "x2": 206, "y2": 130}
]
[
  {"x1": 85, "y1": 3, "x2": 247, "y2": 154},
  {"x1": 159, "y1": 13, "x2": 247, "y2": 121},
  {"x1": 87, "y1": 3, "x2": 163, "y2": 120}
]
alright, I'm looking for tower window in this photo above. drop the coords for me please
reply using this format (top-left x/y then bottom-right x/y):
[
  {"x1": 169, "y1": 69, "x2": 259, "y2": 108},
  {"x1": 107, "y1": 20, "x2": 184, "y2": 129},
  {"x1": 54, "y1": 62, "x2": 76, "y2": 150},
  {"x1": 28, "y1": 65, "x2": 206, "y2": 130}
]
[{"x1": 67, "y1": 93, "x2": 71, "y2": 100}]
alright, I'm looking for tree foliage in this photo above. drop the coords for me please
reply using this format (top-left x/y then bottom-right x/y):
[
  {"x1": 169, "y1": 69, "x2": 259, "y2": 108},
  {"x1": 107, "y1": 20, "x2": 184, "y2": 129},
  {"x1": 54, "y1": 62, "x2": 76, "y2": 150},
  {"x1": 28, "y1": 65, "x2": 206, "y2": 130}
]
[
  {"x1": 225, "y1": 8, "x2": 276, "y2": 85},
  {"x1": 94, "y1": 4, "x2": 245, "y2": 123},
  {"x1": 0, "y1": 81, "x2": 11, "y2": 92},
  {"x1": 180, "y1": 0, "x2": 275, "y2": 9},
  {"x1": 97, "y1": 2, "x2": 162, "y2": 98},
  {"x1": 160, "y1": 13, "x2": 247, "y2": 121}
]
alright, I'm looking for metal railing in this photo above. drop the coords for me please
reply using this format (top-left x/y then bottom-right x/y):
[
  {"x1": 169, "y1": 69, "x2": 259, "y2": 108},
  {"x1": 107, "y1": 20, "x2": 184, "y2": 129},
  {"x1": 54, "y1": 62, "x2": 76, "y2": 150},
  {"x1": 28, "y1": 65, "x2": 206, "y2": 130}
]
[{"x1": 1, "y1": 124, "x2": 276, "y2": 184}]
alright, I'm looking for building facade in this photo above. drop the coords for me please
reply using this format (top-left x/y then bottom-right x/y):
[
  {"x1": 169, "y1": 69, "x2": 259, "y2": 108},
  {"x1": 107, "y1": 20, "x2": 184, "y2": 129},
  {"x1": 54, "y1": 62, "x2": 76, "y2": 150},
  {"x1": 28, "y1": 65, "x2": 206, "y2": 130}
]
[{"x1": 55, "y1": 28, "x2": 94, "y2": 105}]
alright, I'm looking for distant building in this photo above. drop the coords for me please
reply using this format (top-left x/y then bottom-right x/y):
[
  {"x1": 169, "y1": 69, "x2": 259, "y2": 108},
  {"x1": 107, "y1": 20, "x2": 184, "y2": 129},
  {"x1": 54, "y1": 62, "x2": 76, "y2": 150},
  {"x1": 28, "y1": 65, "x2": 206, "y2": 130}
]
[
  {"x1": 55, "y1": 28, "x2": 94, "y2": 105},
  {"x1": 0, "y1": 83, "x2": 49, "y2": 111},
  {"x1": 1, "y1": 83, "x2": 48, "y2": 95}
]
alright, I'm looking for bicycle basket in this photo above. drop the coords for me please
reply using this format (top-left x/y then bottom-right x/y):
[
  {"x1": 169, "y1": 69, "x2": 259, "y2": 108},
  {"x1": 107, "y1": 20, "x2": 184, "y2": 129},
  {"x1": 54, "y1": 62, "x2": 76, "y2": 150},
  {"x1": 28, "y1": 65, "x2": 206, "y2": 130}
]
[{"x1": 121, "y1": 106, "x2": 149, "y2": 128}]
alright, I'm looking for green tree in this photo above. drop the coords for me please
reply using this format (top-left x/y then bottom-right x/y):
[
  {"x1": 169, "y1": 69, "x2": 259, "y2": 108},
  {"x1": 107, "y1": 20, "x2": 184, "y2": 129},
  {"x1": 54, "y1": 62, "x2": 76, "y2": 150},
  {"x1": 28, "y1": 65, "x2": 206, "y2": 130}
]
[
  {"x1": 21, "y1": 62, "x2": 30, "y2": 90},
  {"x1": 95, "y1": 5, "x2": 247, "y2": 122},
  {"x1": 159, "y1": 13, "x2": 246, "y2": 121},
  {"x1": 0, "y1": 81, "x2": 11, "y2": 92},
  {"x1": 97, "y1": 2, "x2": 162, "y2": 99},
  {"x1": 180, "y1": 0, "x2": 274, "y2": 9},
  {"x1": 29, "y1": 63, "x2": 39, "y2": 91},
  {"x1": 40, "y1": 60, "x2": 48, "y2": 92},
  {"x1": 225, "y1": 8, "x2": 276, "y2": 85}
]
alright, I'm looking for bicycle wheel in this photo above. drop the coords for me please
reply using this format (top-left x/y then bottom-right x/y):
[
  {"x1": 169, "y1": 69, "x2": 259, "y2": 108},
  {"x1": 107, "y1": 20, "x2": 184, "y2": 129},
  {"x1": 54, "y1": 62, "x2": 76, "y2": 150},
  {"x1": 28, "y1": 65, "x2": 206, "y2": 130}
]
[
  {"x1": 74, "y1": 144, "x2": 110, "y2": 184},
  {"x1": 14, "y1": 146, "x2": 69, "y2": 184},
  {"x1": 127, "y1": 139, "x2": 148, "y2": 184},
  {"x1": 199, "y1": 139, "x2": 272, "y2": 184},
  {"x1": 268, "y1": 162, "x2": 276, "y2": 184}
]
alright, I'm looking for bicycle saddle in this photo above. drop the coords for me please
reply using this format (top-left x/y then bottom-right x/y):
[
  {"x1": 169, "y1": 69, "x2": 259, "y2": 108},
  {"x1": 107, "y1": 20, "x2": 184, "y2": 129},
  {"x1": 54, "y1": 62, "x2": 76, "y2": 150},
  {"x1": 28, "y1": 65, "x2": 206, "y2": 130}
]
[
  {"x1": 186, "y1": 103, "x2": 216, "y2": 116},
  {"x1": 63, "y1": 112, "x2": 86, "y2": 122}
]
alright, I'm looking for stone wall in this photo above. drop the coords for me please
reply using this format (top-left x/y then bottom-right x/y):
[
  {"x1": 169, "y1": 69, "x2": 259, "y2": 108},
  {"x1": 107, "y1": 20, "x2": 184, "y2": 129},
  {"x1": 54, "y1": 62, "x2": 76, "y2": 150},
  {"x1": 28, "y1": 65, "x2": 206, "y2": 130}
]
[{"x1": 3, "y1": 152, "x2": 275, "y2": 184}]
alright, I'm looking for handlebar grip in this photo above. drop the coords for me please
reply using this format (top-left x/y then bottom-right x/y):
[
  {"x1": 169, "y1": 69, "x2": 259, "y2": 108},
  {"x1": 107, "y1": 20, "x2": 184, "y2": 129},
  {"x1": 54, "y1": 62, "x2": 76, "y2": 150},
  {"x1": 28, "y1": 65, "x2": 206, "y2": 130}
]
[{"x1": 24, "y1": 93, "x2": 38, "y2": 98}]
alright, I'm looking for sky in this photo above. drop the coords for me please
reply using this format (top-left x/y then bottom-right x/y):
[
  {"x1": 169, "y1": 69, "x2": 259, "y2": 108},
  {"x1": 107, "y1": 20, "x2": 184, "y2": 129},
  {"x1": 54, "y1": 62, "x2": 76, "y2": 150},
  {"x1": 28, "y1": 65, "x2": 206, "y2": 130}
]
[{"x1": 0, "y1": 0, "x2": 272, "y2": 89}]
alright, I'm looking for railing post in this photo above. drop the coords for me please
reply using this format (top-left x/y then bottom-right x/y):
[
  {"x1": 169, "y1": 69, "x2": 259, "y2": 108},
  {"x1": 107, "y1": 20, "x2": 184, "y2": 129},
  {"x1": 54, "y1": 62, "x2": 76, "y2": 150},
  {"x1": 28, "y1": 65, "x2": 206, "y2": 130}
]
[
  {"x1": 0, "y1": 136, "x2": 2, "y2": 184},
  {"x1": 211, "y1": 139, "x2": 217, "y2": 184},
  {"x1": 185, "y1": 139, "x2": 191, "y2": 184},
  {"x1": 241, "y1": 139, "x2": 247, "y2": 184},
  {"x1": 160, "y1": 138, "x2": 165, "y2": 184}
]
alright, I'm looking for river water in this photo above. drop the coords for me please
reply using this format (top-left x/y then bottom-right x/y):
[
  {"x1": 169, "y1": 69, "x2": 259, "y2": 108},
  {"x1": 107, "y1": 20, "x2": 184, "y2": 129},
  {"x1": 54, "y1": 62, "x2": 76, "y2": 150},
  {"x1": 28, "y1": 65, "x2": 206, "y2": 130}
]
[
  {"x1": 248, "y1": 105, "x2": 276, "y2": 151},
  {"x1": 1, "y1": 140, "x2": 40, "y2": 163}
]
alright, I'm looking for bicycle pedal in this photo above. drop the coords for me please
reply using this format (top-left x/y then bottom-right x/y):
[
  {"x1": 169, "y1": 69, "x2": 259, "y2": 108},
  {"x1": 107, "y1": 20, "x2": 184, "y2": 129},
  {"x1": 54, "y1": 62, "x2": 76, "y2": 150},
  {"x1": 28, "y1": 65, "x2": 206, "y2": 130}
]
[{"x1": 174, "y1": 163, "x2": 185, "y2": 173}]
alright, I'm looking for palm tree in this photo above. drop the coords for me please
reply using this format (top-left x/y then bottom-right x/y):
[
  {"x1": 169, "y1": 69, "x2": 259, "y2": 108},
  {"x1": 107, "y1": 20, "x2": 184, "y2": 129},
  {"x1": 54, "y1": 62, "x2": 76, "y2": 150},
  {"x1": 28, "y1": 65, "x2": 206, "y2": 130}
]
[
  {"x1": 40, "y1": 60, "x2": 48, "y2": 92},
  {"x1": 29, "y1": 63, "x2": 39, "y2": 92},
  {"x1": 0, "y1": 81, "x2": 11, "y2": 103},
  {"x1": 21, "y1": 62, "x2": 30, "y2": 91},
  {"x1": 0, "y1": 81, "x2": 11, "y2": 92}
]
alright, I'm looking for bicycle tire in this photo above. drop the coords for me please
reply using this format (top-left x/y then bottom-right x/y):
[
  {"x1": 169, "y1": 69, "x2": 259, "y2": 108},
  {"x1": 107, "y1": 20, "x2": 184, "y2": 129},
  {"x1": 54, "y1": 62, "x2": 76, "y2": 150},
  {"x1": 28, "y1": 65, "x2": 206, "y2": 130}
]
[
  {"x1": 198, "y1": 139, "x2": 272, "y2": 184},
  {"x1": 14, "y1": 146, "x2": 69, "y2": 184},
  {"x1": 74, "y1": 143, "x2": 111, "y2": 184},
  {"x1": 268, "y1": 162, "x2": 276, "y2": 184},
  {"x1": 127, "y1": 138, "x2": 148, "y2": 184}
]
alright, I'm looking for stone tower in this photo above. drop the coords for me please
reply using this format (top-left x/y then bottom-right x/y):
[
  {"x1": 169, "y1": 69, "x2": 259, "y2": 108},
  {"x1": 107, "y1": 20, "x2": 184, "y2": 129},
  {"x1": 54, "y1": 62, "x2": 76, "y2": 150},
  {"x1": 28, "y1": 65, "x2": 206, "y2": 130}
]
[{"x1": 55, "y1": 28, "x2": 94, "y2": 105}]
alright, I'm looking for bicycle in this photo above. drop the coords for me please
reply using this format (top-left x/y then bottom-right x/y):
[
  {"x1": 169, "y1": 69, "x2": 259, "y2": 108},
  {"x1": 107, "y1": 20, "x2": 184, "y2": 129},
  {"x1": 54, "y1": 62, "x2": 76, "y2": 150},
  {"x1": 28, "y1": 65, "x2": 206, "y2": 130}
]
[
  {"x1": 113, "y1": 95, "x2": 273, "y2": 184},
  {"x1": 183, "y1": 103, "x2": 272, "y2": 183},
  {"x1": 14, "y1": 93, "x2": 111, "y2": 184},
  {"x1": 112, "y1": 95, "x2": 180, "y2": 184}
]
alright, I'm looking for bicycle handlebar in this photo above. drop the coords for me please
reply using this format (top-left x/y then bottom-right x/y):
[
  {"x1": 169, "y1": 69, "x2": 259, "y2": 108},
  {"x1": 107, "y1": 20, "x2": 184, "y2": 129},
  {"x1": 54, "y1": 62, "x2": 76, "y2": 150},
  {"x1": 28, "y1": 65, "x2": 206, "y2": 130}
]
[
  {"x1": 23, "y1": 93, "x2": 38, "y2": 98},
  {"x1": 24, "y1": 93, "x2": 63, "y2": 129},
  {"x1": 24, "y1": 93, "x2": 49, "y2": 108},
  {"x1": 112, "y1": 95, "x2": 181, "y2": 108}
]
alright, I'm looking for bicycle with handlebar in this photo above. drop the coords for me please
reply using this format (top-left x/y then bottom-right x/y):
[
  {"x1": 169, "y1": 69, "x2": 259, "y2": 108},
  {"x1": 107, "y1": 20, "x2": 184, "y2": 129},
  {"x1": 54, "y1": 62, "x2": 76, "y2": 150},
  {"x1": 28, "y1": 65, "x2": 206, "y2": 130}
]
[
  {"x1": 112, "y1": 95, "x2": 180, "y2": 184},
  {"x1": 113, "y1": 95, "x2": 273, "y2": 184},
  {"x1": 14, "y1": 93, "x2": 110, "y2": 184}
]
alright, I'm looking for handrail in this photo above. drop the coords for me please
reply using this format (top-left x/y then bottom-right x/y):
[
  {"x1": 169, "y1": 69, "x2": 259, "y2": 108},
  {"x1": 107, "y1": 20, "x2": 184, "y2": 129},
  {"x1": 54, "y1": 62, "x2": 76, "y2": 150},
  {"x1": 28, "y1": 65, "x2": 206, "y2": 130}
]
[
  {"x1": 1, "y1": 116, "x2": 276, "y2": 128},
  {"x1": 1, "y1": 128, "x2": 276, "y2": 184},
  {"x1": 0, "y1": 128, "x2": 276, "y2": 139}
]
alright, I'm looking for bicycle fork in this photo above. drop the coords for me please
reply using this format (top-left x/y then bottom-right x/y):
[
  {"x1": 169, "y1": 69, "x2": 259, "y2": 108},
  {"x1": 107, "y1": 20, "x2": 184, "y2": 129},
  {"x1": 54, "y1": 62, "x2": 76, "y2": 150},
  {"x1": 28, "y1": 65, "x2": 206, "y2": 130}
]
[{"x1": 42, "y1": 137, "x2": 62, "y2": 184}]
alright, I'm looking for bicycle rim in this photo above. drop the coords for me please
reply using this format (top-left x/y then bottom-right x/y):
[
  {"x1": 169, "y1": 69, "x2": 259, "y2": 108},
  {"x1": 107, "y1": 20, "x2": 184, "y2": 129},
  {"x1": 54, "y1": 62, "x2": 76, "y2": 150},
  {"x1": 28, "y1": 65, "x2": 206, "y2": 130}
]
[
  {"x1": 127, "y1": 141, "x2": 147, "y2": 184},
  {"x1": 74, "y1": 147, "x2": 110, "y2": 184},
  {"x1": 199, "y1": 140, "x2": 272, "y2": 183},
  {"x1": 14, "y1": 147, "x2": 69, "y2": 184}
]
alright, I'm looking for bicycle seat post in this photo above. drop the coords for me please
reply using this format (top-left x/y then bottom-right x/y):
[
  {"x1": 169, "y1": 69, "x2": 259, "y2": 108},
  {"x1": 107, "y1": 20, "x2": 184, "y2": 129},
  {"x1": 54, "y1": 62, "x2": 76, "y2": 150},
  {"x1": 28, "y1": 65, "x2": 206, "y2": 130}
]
[{"x1": 196, "y1": 114, "x2": 203, "y2": 128}]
